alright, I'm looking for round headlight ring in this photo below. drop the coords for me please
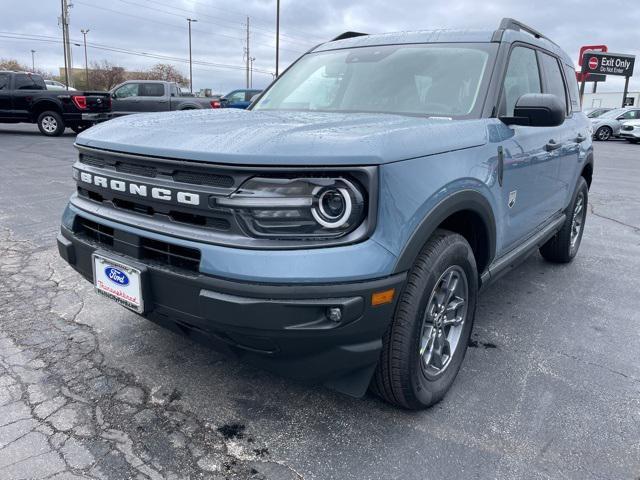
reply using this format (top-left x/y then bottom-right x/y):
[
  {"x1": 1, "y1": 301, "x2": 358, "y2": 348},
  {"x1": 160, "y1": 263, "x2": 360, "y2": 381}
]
[{"x1": 311, "y1": 187, "x2": 353, "y2": 229}]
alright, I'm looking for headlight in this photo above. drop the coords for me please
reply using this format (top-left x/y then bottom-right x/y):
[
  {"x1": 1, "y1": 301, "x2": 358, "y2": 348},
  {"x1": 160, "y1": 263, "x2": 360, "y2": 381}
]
[{"x1": 215, "y1": 176, "x2": 367, "y2": 240}]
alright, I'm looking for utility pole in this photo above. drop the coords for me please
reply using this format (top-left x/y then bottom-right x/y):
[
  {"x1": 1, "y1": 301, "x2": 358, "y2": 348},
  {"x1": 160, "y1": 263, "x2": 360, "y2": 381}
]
[
  {"x1": 187, "y1": 18, "x2": 197, "y2": 93},
  {"x1": 59, "y1": 0, "x2": 73, "y2": 88},
  {"x1": 31, "y1": 50, "x2": 36, "y2": 71},
  {"x1": 249, "y1": 57, "x2": 255, "y2": 88},
  {"x1": 80, "y1": 29, "x2": 89, "y2": 89},
  {"x1": 245, "y1": 16, "x2": 250, "y2": 89},
  {"x1": 275, "y1": 0, "x2": 280, "y2": 77}
]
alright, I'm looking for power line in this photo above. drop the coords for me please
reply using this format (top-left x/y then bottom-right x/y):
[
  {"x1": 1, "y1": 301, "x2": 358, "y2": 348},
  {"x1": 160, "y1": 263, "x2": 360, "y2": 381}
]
[
  {"x1": 73, "y1": 0, "x2": 307, "y2": 55},
  {"x1": 0, "y1": 32, "x2": 275, "y2": 76}
]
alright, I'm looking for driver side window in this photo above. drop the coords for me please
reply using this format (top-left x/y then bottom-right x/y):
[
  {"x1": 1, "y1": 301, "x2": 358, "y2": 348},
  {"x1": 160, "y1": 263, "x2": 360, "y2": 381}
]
[
  {"x1": 501, "y1": 47, "x2": 541, "y2": 117},
  {"x1": 115, "y1": 83, "x2": 139, "y2": 99}
]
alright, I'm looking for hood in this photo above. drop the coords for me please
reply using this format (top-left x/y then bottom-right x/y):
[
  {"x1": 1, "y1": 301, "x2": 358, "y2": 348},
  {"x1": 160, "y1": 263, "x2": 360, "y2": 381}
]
[{"x1": 77, "y1": 109, "x2": 489, "y2": 166}]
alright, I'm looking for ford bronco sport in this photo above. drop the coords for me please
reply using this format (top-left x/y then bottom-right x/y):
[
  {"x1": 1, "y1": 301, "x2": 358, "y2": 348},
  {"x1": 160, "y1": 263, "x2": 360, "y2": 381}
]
[{"x1": 57, "y1": 18, "x2": 593, "y2": 409}]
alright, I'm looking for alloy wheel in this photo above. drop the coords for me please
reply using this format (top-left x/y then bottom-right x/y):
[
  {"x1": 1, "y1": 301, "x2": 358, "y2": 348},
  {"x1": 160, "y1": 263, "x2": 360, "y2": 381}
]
[
  {"x1": 419, "y1": 265, "x2": 469, "y2": 378},
  {"x1": 570, "y1": 191, "x2": 586, "y2": 250},
  {"x1": 41, "y1": 116, "x2": 58, "y2": 133}
]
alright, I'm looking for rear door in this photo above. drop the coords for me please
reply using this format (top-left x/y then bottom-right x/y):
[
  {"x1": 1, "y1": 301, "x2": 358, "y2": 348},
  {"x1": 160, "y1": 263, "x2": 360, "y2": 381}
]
[
  {"x1": 137, "y1": 82, "x2": 168, "y2": 112},
  {"x1": 11, "y1": 73, "x2": 47, "y2": 120},
  {"x1": 538, "y1": 52, "x2": 578, "y2": 212},
  {"x1": 0, "y1": 73, "x2": 11, "y2": 119},
  {"x1": 497, "y1": 45, "x2": 563, "y2": 250}
]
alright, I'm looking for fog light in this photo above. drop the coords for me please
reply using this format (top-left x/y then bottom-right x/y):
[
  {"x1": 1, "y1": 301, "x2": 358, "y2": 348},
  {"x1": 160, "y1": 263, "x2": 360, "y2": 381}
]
[{"x1": 327, "y1": 307, "x2": 342, "y2": 323}]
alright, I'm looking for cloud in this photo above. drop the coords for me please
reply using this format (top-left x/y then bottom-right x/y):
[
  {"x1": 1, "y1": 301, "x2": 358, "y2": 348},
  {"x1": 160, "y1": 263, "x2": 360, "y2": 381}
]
[{"x1": 1, "y1": 0, "x2": 638, "y2": 93}]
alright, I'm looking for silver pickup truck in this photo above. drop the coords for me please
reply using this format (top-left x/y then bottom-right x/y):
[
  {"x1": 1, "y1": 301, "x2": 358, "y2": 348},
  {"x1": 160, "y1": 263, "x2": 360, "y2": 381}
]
[{"x1": 109, "y1": 80, "x2": 215, "y2": 116}]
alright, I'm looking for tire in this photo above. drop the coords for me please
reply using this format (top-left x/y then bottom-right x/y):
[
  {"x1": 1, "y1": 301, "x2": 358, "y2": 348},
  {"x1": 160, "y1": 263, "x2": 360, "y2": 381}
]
[
  {"x1": 372, "y1": 229, "x2": 478, "y2": 410},
  {"x1": 37, "y1": 111, "x2": 65, "y2": 136},
  {"x1": 595, "y1": 126, "x2": 612, "y2": 141},
  {"x1": 539, "y1": 177, "x2": 588, "y2": 263}
]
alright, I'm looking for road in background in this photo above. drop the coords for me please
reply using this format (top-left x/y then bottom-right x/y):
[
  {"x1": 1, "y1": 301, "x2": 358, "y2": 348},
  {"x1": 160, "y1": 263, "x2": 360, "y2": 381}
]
[{"x1": 1, "y1": 124, "x2": 639, "y2": 479}]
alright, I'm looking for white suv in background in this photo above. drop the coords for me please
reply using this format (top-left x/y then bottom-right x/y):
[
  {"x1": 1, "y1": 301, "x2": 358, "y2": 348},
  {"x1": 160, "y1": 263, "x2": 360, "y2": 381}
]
[{"x1": 619, "y1": 120, "x2": 640, "y2": 144}]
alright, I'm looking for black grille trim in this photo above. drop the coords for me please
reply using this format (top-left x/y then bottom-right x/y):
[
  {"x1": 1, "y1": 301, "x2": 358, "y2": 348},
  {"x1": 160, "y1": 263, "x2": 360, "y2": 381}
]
[{"x1": 73, "y1": 216, "x2": 201, "y2": 272}]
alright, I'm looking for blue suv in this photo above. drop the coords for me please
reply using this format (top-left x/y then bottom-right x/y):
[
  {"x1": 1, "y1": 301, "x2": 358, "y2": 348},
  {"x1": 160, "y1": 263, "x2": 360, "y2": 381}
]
[{"x1": 58, "y1": 18, "x2": 593, "y2": 409}]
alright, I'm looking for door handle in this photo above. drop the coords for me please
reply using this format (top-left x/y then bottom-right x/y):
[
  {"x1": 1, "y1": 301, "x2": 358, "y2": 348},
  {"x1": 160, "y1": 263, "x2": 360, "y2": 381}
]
[
  {"x1": 575, "y1": 133, "x2": 587, "y2": 143},
  {"x1": 545, "y1": 139, "x2": 563, "y2": 151}
]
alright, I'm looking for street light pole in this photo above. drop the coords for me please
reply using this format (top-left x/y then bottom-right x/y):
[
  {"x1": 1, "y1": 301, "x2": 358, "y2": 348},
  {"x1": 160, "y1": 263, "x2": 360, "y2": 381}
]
[
  {"x1": 187, "y1": 18, "x2": 197, "y2": 93},
  {"x1": 80, "y1": 29, "x2": 89, "y2": 89},
  {"x1": 31, "y1": 50, "x2": 36, "y2": 71},
  {"x1": 275, "y1": 0, "x2": 280, "y2": 77}
]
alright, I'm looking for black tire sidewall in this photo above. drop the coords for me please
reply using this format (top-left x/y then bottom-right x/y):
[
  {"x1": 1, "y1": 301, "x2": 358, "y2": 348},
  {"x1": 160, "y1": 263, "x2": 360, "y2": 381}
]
[
  {"x1": 37, "y1": 111, "x2": 65, "y2": 137},
  {"x1": 407, "y1": 237, "x2": 478, "y2": 407}
]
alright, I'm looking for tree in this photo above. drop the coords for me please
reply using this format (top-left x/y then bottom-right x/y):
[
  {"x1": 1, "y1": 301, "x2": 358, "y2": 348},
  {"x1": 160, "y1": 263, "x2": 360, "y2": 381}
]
[
  {"x1": 88, "y1": 60, "x2": 126, "y2": 90},
  {"x1": 139, "y1": 64, "x2": 188, "y2": 86},
  {"x1": 0, "y1": 58, "x2": 52, "y2": 78}
]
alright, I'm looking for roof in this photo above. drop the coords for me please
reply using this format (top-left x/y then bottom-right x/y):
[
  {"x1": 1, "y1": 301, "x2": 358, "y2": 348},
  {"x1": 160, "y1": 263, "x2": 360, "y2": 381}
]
[{"x1": 311, "y1": 22, "x2": 573, "y2": 66}]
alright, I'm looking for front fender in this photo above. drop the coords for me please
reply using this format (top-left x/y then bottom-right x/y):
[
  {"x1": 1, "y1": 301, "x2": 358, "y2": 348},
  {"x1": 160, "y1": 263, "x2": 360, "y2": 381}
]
[{"x1": 391, "y1": 188, "x2": 496, "y2": 273}]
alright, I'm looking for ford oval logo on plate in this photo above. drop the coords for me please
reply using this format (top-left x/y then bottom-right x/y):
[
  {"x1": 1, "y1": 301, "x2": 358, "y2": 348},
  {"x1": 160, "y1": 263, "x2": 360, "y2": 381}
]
[{"x1": 105, "y1": 266, "x2": 130, "y2": 286}]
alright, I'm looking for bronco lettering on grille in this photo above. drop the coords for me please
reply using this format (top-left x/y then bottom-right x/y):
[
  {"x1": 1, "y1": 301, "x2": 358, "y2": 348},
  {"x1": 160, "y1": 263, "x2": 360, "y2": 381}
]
[{"x1": 77, "y1": 170, "x2": 201, "y2": 206}]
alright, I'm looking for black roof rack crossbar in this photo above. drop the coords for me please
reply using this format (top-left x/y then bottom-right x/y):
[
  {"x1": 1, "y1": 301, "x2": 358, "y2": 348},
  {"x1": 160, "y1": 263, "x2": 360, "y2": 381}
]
[
  {"x1": 331, "y1": 31, "x2": 368, "y2": 42},
  {"x1": 493, "y1": 18, "x2": 559, "y2": 47}
]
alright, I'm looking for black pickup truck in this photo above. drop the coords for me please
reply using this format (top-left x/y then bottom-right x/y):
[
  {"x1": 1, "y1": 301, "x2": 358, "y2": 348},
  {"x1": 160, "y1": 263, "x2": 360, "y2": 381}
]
[{"x1": 0, "y1": 71, "x2": 112, "y2": 136}]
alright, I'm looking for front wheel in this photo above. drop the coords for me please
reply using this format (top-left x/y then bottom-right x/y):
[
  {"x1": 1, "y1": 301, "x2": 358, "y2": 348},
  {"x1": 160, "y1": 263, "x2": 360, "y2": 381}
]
[
  {"x1": 372, "y1": 230, "x2": 478, "y2": 410},
  {"x1": 595, "y1": 126, "x2": 612, "y2": 141},
  {"x1": 37, "y1": 111, "x2": 65, "y2": 136}
]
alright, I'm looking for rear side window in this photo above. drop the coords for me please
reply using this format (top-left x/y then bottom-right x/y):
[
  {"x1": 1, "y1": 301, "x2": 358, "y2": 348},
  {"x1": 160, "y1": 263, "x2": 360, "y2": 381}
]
[
  {"x1": 14, "y1": 73, "x2": 46, "y2": 90},
  {"x1": 562, "y1": 64, "x2": 580, "y2": 112},
  {"x1": 140, "y1": 83, "x2": 164, "y2": 97},
  {"x1": 502, "y1": 47, "x2": 541, "y2": 116},
  {"x1": 0, "y1": 73, "x2": 9, "y2": 90},
  {"x1": 540, "y1": 53, "x2": 568, "y2": 114}
]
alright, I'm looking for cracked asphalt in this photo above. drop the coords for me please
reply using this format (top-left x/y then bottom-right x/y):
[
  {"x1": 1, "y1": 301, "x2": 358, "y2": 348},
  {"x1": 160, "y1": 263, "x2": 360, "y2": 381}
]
[{"x1": 1, "y1": 124, "x2": 639, "y2": 480}]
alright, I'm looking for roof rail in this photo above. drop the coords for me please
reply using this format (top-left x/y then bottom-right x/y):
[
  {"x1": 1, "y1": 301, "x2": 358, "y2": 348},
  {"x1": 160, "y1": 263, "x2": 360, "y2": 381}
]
[
  {"x1": 331, "y1": 31, "x2": 368, "y2": 42},
  {"x1": 492, "y1": 18, "x2": 559, "y2": 47}
]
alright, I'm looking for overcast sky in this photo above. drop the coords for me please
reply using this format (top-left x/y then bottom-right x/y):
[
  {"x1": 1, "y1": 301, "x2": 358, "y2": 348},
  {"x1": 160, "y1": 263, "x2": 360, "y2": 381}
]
[{"x1": 1, "y1": 0, "x2": 639, "y2": 95}]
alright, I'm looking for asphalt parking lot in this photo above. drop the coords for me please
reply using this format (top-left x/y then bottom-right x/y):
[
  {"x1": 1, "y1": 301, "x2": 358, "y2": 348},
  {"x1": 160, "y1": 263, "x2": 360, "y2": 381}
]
[{"x1": 1, "y1": 123, "x2": 639, "y2": 480}]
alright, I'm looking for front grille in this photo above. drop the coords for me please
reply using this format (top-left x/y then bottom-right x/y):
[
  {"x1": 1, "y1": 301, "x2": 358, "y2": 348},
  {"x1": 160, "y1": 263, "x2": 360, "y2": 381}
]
[
  {"x1": 76, "y1": 217, "x2": 114, "y2": 246},
  {"x1": 74, "y1": 216, "x2": 201, "y2": 272},
  {"x1": 141, "y1": 238, "x2": 201, "y2": 271},
  {"x1": 77, "y1": 187, "x2": 231, "y2": 231},
  {"x1": 116, "y1": 162, "x2": 157, "y2": 177},
  {"x1": 622, "y1": 125, "x2": 634, "y2": 131},
  {"x1": 173, "y1": 171, "x2": 233, "y2": 188}
]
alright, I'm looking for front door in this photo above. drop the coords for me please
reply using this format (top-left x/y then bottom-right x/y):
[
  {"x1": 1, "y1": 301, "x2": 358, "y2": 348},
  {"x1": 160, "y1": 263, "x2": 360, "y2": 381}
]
[
  {"x1": 111, "y1": 83, "x2": 141, "y2": 116},
  {"x1": 497, "y1": 46, "x2": 563, "y2": 251}
]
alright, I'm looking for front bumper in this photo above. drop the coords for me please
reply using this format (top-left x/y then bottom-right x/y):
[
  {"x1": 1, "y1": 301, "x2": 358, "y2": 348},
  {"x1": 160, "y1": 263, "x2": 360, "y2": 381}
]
[
  {"x1": 619, "y1": 130, "x2": 640, "y2": 140},
  {"x1": 57, "y1": 223, "x2": 406, "y2": 397}
]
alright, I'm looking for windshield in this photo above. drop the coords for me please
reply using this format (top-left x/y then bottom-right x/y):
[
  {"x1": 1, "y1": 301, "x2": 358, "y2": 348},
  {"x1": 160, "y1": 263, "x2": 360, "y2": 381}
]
[
  {"x1": 253, "y1": 43, "x2": 496, "y2": 117},
  {"x1": 597, "y1": 108, "x2": 626, "y2": 119}
]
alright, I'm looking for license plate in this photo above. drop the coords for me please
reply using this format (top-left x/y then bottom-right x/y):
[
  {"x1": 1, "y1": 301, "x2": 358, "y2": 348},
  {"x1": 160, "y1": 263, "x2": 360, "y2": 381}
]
[{"x1": 92, "y1": 254, "x2": 144, "y2": 313}]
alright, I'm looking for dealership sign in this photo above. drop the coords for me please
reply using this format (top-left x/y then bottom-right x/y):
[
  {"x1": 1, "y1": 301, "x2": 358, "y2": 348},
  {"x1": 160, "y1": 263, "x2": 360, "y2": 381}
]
[{"x1": 581, "y1": 51, "x2": 635, "y2": 77}]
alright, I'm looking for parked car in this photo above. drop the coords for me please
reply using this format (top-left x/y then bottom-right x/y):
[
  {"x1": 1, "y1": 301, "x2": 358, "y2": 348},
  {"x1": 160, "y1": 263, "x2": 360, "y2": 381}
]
[
  {"x1": 58, "y1": 18, "x2": 593, "y2": 409},
  {"x1": 584, "y1": 107, "x2": 611, "y2": 118},
  {"x1": 211, "y1": 89, "x2": 262, "y2": 109},
  {"x1": 619, "y1": 120, "x2": 640, "y2": 143},
  {"x1": 109, "y1": 80, "x2": 217, "y2": 116},
  {"x1": 591, "y1": 107, "x2": 640, "y2": 140},
  {"x1": 45, "y1": 79, "x2": 77, "y2": 91},
  {"x1": 0, "y1": 71, "x2": 111, "y2": 136}
]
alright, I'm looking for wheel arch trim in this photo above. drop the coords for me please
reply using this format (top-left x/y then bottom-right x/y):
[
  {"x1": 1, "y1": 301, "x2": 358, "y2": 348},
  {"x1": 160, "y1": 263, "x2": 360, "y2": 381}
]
[{"x1": 392, "y1": 189, "x2": 497, "y2": 275}]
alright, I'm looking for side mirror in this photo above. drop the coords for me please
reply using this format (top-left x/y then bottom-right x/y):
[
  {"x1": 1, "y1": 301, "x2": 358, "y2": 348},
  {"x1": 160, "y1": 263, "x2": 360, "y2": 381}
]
[
  {"x1": 111, "y1": 92, "x2": 117, "y2": 99},
  {"x1": 501, "y1": 93, "x2": 565, "y2": 127}
]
